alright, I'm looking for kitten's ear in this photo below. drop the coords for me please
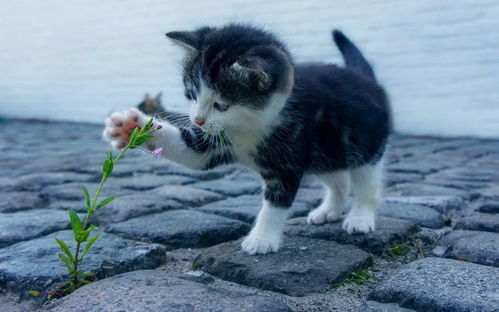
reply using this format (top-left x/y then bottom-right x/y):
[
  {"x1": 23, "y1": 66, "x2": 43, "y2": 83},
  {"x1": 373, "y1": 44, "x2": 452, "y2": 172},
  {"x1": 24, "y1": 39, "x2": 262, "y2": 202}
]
[
  {"x1": 165, "y1": 31, "x2": 198, "y2": 51},
  {"x1": 155, "y1": 92, "x2": 162, "y2": 103},
  {"x1": 229, "y1": 60, "x2": 272, "y2": 92},
  {"x1": 144, "y1": 93, "x2": 151, "y2": 100}
]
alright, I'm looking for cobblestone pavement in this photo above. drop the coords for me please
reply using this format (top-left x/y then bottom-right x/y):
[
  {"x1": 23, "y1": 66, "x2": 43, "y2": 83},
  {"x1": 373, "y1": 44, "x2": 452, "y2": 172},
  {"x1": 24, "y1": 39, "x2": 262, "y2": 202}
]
[{"x1": 1, "y1": 120, "x2": 498, "y2": 312}]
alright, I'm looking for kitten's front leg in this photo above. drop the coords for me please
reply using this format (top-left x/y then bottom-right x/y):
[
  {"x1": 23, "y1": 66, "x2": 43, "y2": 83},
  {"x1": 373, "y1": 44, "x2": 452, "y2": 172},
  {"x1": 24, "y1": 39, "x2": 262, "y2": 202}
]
[
  {"x1": 103, "y1": 108, "x2": 227, "y2": 170},
  {"x1": 241, "y1": 176, "x2": 300, "y2": 255}
]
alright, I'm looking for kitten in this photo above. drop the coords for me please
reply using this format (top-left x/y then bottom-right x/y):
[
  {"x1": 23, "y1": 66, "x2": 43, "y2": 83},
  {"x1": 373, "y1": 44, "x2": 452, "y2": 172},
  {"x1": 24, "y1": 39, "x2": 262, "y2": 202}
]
[{"x1": 103, "y1": 25, "x2": 391, "y2": 255}]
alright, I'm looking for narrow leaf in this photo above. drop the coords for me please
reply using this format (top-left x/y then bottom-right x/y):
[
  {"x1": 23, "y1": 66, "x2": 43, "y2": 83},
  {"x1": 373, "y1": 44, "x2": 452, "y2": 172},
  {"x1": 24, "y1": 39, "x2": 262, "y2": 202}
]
[
  {"x1": 81, "y1": 185, "x2": 91, "y2": 210},
  {"x1": 58, "y1": 253, "x2": 73, "y2": 271},
  {"x1": 95, "y1": 196, "x2": 115, "y2": 210},
  {"x1": 80, "y1": 234, "x2": 101, "y2": 260},
  {"x1": 68, "y1": 210, "x2": 82, "y2": 241},
  {"x1": 102, "y1": 159, "x2": 114, "y2": 179},
  {"x1": 55, "y1": 238, "x2": 73, "y2": 262},
  {"x1": 142, "y1": 118, "x2": 154, "y2": 132}
]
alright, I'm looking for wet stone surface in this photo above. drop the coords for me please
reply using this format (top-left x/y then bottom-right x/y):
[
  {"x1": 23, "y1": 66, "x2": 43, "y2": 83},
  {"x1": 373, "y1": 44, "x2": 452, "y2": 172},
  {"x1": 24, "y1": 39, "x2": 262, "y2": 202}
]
[
  {"x1": 369, "y1": 257, "x2": 499, "y2": 312},
  {"x1": 1, "y1": 120, "x2": 499, "y2": 311},
  {"x1": 432, "y1": 230, "x2": 499, "y2": 267},
  {"x1": 0, "y1": 230, "x2": 166, "y2": 294},
  {"x1": 47, "y1": 270, "x2": 292, "y2": 312},
  {"x1": 285, "y1": 217, "x2": 419, "y2": 255},
  {"x1": 193, "y1": 237, "x2": 372, "y2": 296},
  {"x1": 106, "y1": 209, "x2": 251, "y2": 248}
]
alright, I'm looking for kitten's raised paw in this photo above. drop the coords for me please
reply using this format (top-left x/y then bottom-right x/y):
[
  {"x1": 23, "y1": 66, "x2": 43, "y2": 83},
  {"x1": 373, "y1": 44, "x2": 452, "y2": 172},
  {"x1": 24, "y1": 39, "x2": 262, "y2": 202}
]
[
  {"x1": 241, "y1": 235, "x2": 280, "y2": 255},
  {"x1": 342, "y1": 211, "x2": 375, "y2": 234},
  {"x1": 103, "y1": 108, "x2": 147, "y2": 149}
]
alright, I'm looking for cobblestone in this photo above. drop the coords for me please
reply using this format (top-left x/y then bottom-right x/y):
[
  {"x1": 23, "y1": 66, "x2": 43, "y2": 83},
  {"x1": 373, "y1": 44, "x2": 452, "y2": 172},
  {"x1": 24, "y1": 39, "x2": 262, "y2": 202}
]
[{"x1": 1, "y1": 120, "x2": 499, "y2": 311}]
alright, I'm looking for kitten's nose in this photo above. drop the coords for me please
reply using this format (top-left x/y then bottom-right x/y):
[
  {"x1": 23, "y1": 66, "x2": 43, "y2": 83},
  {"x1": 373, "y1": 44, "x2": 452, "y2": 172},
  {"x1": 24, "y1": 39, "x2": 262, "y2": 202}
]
[{"x1": 194, "y1": 117, "x2": 205, "y2": 126}]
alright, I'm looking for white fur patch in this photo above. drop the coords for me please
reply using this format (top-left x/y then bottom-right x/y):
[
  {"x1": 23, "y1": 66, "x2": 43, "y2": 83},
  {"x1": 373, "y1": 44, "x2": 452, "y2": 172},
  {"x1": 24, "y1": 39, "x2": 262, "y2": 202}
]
[{"x1": 241, "y1": 200, "x2": 289, "y2": 255}]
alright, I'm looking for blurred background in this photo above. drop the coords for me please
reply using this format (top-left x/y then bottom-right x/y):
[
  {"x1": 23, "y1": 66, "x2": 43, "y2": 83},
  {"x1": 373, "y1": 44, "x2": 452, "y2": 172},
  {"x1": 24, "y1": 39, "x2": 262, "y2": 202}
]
[{"x1": 0, "y1": 0, "x2": 498, "y2": 137}]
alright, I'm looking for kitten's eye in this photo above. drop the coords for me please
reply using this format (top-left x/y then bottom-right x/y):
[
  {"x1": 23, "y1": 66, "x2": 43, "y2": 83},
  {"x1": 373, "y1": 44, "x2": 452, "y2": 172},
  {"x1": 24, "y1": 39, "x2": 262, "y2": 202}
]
[
  {"x1": 186, "y1": 89, "x2": 197, "y2": 101},
  {"x1": 213, "y1": 101, "x2": 228, "y2": 112}
]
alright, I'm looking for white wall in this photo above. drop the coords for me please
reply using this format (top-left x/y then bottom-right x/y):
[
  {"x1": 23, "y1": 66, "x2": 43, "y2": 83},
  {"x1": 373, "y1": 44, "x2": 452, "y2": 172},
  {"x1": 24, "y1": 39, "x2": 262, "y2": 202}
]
[{"x1": 1, "y1": 0, "x2": 498, "y2": 137}]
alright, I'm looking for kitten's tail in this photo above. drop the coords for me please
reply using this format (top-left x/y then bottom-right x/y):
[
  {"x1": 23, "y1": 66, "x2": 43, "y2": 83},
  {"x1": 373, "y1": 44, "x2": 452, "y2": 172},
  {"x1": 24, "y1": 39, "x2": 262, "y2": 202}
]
[{"x1": 332, "y1": 30, "x2": 376, "y2": 81}]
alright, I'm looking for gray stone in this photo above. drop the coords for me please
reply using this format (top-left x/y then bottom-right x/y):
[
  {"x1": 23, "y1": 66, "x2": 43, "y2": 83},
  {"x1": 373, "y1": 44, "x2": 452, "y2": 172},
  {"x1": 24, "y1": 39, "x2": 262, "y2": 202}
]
[
  {"x1": 454, "y1": 214, "x2": 499, "y2": 233},
  {"x1": 0, "y1": 209, "x2": 82, "y2": 248},
  {"x1": 115, "y1": 174, "x2": 193, "y2": 191},
  {"x1": 12, "y1": 172, "x2": 94, "y2": 192},
  {"x1": 0, "y1": 230, "x2": 166, "y2": 294},
  {"x1": 191, "y1": 179, "x2": 261, "y2": 196},
  {"x1": 0, "y1": 192, "x2": 46, "y2": 213},
  {"x1": 387, "y1": 158, "x2": 450, "y2": 174},
  {"x1": 106, "y1": 210, "x2": 250, "y2": 248},
  {"x1": 48, "y1": 200, "x2": 87, "y2": 213},
  {"x1": 152, "y1": 161, "x2": 234, "y2": 180},
  {"x1": 40, "y1": 182, "x2": 125, "y2": 201},
  {"x1": 48, "y1": 270, "x2": 291, "y2": 312},
  {"x1": 198, "y1": 195, "x2": 313, "y2": 224},
  {"x1": 369, "y1": 257, "x2": 499, "y2": 312},
  {"x1": 294, "y1": 188, "x2": 324, "y2": 206},
  {"x1": 378, "y1": 202, "x2": 445, "y2": 229},
  {"x1": 285, "y1": 217, "x2": 419, "y2": 254},
  {"x1": 147, "y1": 185, "x2": 224, "y2": 206},
  {"x1": 385, "y1": 172, "x2": 423, "y2": 187},
  {"x1": 359, "y1": 301, "x2": 416, "y2": 312},
  {"x1": 383, "y1": 195, "x2": 464, "y2": 213},
  {"x1": 386, "y1": 183, "x2": 472, "y2": 199},
  {"x1": 91, "y1": 194, "x2": 185, "y2": 225},
  {"x1": 479, "y1": 203, "x2": 499, "y2": 214},
  {"x1": 432, "y1": 230, "x2": 499, "y2": 267},
  {"x1": 193, "y1": 237, "x2": 372, "y2": 296}
]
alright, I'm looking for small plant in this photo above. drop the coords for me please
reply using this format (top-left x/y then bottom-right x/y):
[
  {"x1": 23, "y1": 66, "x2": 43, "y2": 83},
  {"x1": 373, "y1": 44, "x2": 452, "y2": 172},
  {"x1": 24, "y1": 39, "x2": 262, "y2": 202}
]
[
  {"x1": 43, "y1": 119, "x2": 160, "y2": 298},
  {"x1": 346, "y1": 269, "x2": 375, "y2": 285},
  {"x1": 387, "y1": 244, "x2": 411, "y2": 257}
]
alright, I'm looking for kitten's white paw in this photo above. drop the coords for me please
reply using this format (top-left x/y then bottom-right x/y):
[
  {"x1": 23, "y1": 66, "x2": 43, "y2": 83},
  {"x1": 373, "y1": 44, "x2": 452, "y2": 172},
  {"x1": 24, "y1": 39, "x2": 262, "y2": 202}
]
[
  {"x1": 307, "y1": 205, "x2": 341, "y2": 225},
  {"x1": 342, "y1": 210, "x2": 375, "y2": 234},
  {"x1": 103, "y1": 108, "x2": 147, "y2": 149},
  {"x1": 241, "y1": 234, "x2": 280, "y2": 255}
]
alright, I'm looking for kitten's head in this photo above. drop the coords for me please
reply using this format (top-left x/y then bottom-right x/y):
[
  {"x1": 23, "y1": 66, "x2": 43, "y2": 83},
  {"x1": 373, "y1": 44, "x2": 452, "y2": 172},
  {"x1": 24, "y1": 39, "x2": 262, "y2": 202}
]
[{"x1": 166, "y1": 24, "x2": 294, "y2": 134}]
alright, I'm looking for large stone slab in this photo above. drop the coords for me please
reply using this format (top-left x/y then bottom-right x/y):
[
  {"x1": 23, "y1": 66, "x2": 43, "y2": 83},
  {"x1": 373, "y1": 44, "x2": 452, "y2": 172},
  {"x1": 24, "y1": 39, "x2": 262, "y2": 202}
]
[
  {"x1": 152, "y1": 161, "x2": 235, "y2": 180},
  {"x1": 479, "y1": 203, "x2": 499, "y2": 214},
  {"x1": 285, "y1": 217, "x2": 419, "y2": 254},
  {"x1": 198, "y1": 194, "x2": 313, "y2": 224},
  {"x1": 193, "y1": 237, "x2": 372, "y2": 296},
  {"x1": 454, "y1": 214, "x2": 499, "y2": 233},
  {"x1": 147, "y1": 185, "x2": 224, "y2": 206},
  {"x1": 106, "y1": 210, "x2": 250, "y2": 248},
  {"x1": 386, "y1": 183, "x2": 472, "y2": 199},
  {"x1": 294, "y1": 188, "x2": 324, "y2": 206},
  {"x1": 12, "y1": 172, "x2": 94, "y2": 192},
  {"x1": 0, "y1": 192, "x2": 46, "y2": 213},
  {"x1": 115, "y1": 174, "x2": 194, "y2": 191},
  {"x1": 0, "y1": 230, "x2": 166, "y2": 294},
  {"x1": 191, "y1": 179, "x2": 261, "y2": 197},
  {"x1": 383, "y1": 196, "x2": 464, "y2": 214},
  {"x1": 40, "y1": 182, "x2": 125, "y2": 201},
  {"x1": 0, "y1": 209, "x2": 80, "y2": 248},
  {"x1": 432, "y1": 230, "x2": 499, "y2": 267},
  {"x1": 91, "y1": 194, "x2": 185, "y2": 225},
  {"x1": 378, "y1": 202, "x2": 445, "y2": 229},
  {"x1": 369, "y1": 257, "x2": 499, "y2": 312},
  {"x1": 359, "y1": 301, "x2": 416, "y2": 312},
  {"x1": 48, "y1": 270, "x2": 291, "y2": 312}
]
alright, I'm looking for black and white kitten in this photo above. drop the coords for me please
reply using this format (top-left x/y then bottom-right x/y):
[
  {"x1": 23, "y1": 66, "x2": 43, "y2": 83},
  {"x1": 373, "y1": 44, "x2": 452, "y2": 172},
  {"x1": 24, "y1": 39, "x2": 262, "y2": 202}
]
[{"x1": 103, "y1": 25, "x2": 390, "y2": 255}]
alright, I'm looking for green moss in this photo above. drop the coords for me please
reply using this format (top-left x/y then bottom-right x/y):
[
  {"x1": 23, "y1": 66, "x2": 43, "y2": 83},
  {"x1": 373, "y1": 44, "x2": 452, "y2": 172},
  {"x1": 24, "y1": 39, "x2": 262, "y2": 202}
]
[{"x1": 387, "y1": 244, "x2": 411, "y2": 257}]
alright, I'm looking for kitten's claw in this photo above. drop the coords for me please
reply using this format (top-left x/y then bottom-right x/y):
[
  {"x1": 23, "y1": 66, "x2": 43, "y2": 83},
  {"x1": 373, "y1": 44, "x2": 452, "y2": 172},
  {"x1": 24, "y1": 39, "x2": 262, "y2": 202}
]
[
  {"x1": 241, "y1": 235, "x2": 280, "y2": 255},
  {"x1": 103, "y1": 108, "x2": 147, "y2": 149},
  {"x1": 342, "y1": 210, "x2": 375, "y2": 234}
]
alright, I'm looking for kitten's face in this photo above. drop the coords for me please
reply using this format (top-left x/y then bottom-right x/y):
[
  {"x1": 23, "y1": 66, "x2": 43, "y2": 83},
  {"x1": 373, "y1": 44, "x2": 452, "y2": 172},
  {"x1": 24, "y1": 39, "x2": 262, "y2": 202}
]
[{"x1": 167, "y1": 25, "x2": 294, "y2": 134}]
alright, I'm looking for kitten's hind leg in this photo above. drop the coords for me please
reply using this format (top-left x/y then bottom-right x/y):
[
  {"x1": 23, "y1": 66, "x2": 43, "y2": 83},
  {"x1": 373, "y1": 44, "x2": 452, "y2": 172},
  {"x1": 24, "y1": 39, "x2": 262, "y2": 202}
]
[
  {"x1": 343, "y1": 160, "x2": 384, "y2": 234},
  {"x1": 307, "y1": 171, "x2": 350, "y2": 225}
]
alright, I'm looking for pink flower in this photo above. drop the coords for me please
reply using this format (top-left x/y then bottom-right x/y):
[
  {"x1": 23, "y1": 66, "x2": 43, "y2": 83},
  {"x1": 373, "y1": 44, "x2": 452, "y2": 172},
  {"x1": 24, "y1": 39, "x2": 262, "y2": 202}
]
[{"x1": 152, "y1": 148, "x2": 163, "y2": 158}]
